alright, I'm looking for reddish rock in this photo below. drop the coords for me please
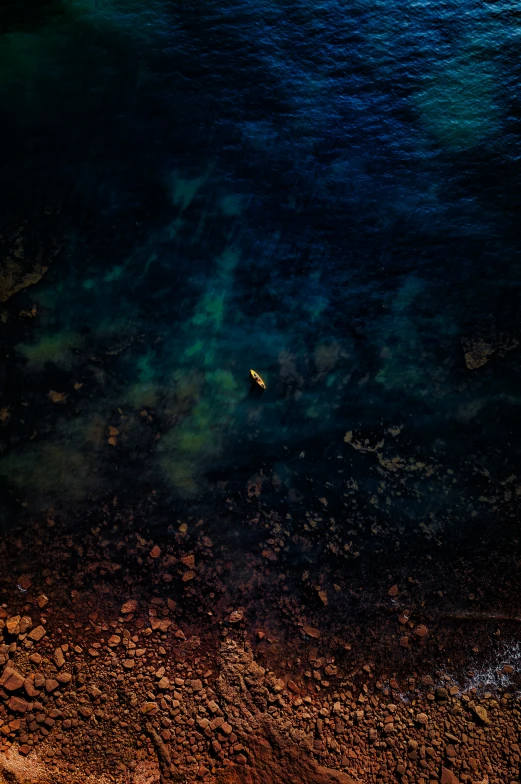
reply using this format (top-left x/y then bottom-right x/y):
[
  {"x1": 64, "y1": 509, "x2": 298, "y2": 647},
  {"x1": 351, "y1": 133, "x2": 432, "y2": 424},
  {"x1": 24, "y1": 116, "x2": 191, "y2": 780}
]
[
  {"x1": 441, "y1": 766, "x2": 460, "y2": 784},
  {"x1": 121, "y1": 600, "x2": 137, "y2": 615},
  {"x1": 19, "y1": 744, "x2": 31, "y2": 756},
  {"x1": 9, "y1": 695, "x2": 29, "y2": 713},
  {"x1": 24, "y1": 677, "x2": 40, "y2": 698},
  {"x1": 17, "y1": 575, "x2": 32, "y2": 591},
  {"x1": 150, "y1": 545, "x2": 161, "y2": 558},
  {"x1": 302, "y1": 625, "x2": 321, "y2": 639},
  {"x1": 45, "y1": 678, "x2": 59, "y2": 693},
  {"x1": 0, "y1": 667, "x2": 25, "y2": 691},
  {"x1": 6, "y1": 616, "x2": 21, "y2": 635},
  {"x1": 28, "y1": 625, "x2": 46, "y2": 642}
]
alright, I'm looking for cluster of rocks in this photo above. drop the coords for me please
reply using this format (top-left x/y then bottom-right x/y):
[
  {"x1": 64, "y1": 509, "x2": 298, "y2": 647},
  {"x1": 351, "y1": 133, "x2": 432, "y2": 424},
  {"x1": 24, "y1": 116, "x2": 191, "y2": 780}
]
[{"x1": 0, "y1": 586, "x2": 519, "y2": 784}]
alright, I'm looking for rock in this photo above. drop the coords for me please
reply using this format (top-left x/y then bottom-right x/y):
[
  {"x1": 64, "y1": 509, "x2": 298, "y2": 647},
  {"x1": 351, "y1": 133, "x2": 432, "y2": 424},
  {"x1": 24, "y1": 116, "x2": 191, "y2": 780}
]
[
  {"x1": 79, "y1": 706, "x2": 92, "y2": 718},
  {"x1": 141, "y1": 702, "x2": 159, "y2": 715},
  {"x1": 19, "y1": 616, "x2": 32, "y2": 634},
  {"x1": 417, "y1": 713, "x2": 429, "y2": 725},
  {"x1": 122, "y1": 659, "x2": 135, "y2": 670},
  {"x1": 9, "y1": 695, "x2": 29, "y2": 713},
  {"x1": 150, "y1": 545, "x2": 161, "y2": 558},
  {"x1": 57, "y1": 672, "x2": 72, "y2": 684},
  {"x1": 473, "y1": 705, "x2": 489, "y2": 724},
  {"x1": 157, "y1": 677, "x2": 170, "y2": 690},
  {"x1": 28, "y1": 625, "x2": 46, "y2": 642},
  {"x1": 17, "y1": 575, "x2": 32, "y2": 591},
  {"x1": 228, "y1": 610, "x2": 244, "y2": 624},
  {"x1": 388, "y1": 584, "x2": 399, "y2": 597},
  {"x1": 36, "y1": 594, "x2": 49, "y2": 608},
  {"x1": 302, "y1": 626, "x2": 321, "y2": 639},
  {"x1": 29, "y1": 653, "x2": 42, "y2": 665},
  {"x1": 0, "y1": 667, "x2": 25, "y2": 691},
  {"x1": 54, "y1": 647, "x2": 65, "y2": 668},
  {"x1": 6, "y1": 616, "x2": 21, "y2": 635},
  {"x1": 45, "y1": 679, "x2": 59, "y2": 693},
  {"x1": 414, "y1": 624, "x2": 429, "y2": 637},
  {"x1": 19, "y1": 744, "x2": 31, "y2": 756},
  {"x1": 108, "y1": 635, "x2": 121, "y2": 647},
  {"x1": 121, "y1": 600, "x2": 137, "y2": 615},
  {"x1": 24, "y1": 677, "x2": 40, "y2": 698},
  {"x1": 441, "y1": 765, "x2": 460, "y2": 784}
]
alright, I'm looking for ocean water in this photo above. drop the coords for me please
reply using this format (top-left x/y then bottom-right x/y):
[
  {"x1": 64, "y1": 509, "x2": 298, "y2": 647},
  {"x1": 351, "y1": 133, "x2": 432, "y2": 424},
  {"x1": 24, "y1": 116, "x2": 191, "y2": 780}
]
[{"x1": 0, "y1": 0, "x2": 520, "y2": 573}]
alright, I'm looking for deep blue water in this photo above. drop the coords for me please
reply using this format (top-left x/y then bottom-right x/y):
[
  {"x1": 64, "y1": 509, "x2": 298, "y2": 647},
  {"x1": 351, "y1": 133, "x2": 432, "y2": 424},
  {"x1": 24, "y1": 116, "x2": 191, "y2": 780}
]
[{"x1": 1, "y1": 0, "x2": 521, "y2": 558}]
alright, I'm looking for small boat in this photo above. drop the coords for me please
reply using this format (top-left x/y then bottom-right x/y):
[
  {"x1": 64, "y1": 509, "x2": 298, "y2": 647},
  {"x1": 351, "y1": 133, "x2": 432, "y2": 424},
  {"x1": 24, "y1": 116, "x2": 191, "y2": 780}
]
[{"x1": 250, "y1": 369, "x2": 266, "y2": 389}]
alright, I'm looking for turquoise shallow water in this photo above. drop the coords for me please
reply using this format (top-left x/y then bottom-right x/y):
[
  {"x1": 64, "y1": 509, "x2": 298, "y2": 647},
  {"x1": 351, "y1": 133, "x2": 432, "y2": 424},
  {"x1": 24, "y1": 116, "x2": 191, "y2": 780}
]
[{"x1": 0, "y1": 0, "x2": 520, "y2": 560}]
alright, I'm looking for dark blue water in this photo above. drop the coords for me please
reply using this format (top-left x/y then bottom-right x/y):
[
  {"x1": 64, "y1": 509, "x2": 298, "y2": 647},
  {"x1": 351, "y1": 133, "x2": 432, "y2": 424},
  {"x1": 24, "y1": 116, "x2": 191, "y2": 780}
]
[{"x1": 1, "y1": 0, "x2": 520, "y2": 566}]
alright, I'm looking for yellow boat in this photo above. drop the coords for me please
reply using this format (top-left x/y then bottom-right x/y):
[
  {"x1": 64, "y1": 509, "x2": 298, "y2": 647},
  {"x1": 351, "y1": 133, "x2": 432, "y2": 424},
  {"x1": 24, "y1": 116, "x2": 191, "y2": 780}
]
[{"x1": 250, "y1": 369, "x2": 266, "y2": 389}]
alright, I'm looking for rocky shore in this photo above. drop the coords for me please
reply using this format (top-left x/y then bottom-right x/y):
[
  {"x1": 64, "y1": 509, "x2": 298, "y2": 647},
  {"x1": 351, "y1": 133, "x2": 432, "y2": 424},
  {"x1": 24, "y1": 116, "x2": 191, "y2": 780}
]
[{"x1": 0, "y1": 505, "x2": 520, "y2": 784}]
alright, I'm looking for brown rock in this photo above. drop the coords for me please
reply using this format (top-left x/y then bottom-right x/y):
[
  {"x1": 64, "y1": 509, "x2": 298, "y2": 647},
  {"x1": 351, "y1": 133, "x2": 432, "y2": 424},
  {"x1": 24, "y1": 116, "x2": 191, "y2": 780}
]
[
  {"x1": 414, "y1": 624, "x2": 429, "y2": 637},
  {"x1": 121, "y1": 600, "x2": 137, "y2": 615},
  {"x1": 228, "y1": 610, "x2": 244, "y2": 624},
  {"x1": 36, "y1": 594, "x2": 49, "y2": 609},
  {"x1": 157, "y1": 676, "x2": 170, "y2": 690},
  {"x1": 150, "y1": 545, "x2": 161, "y2": 558},
  {"x1": 54, "y1": 647, "x2": 65, "y2": 668},
  {"x1": 6, "y1": 616, "x2": 21, "y2": 635},
  {"x1": 79, "y1": 706, "x2": 92, "y2": 718},
  {"x1": 29, "y1": 653, "x2": 42, "y2": 665},
  {"x1": 9, "y1": 695, "x2": 29, "y2": 713},
  {"x1": 0, "y1": 667, "x2": 25, "y2": 691},
  {"x1": 57, "y1": 672, "x2": 72, "y2": 684},
  {"x1": 24, "y1": 677, "x2": 40, "y2": 698},
  {"x1": 302, "y1": 625, "x2": 321, "y2": 639},
  {"x1": 17, "y1": 575, "x2": 32, "y2": 591},
  {"x1": 45, "y1": 679, "x2": 59, "y2": 693},
  {"x1": 28, "y1": 625, "x2": 46, "y2": 642},
  {"x1": 19, "y1": 744, "x2": 31, "y2": 756},
  {"x1": 108, "y1": 635, "x2": 121, "y2": 647},
  {"x1": 141, "y1": 702, "x2": 159, "y2": 715},
  {"x1": 473, "y1": 705, "x2": 489, "y2": 724},
  {"x1": 441, "y1": 766, "x2": 460, "y2": 784},
  {"x1": 122, "y1": 659, "x2": 135, "y2": 670}
]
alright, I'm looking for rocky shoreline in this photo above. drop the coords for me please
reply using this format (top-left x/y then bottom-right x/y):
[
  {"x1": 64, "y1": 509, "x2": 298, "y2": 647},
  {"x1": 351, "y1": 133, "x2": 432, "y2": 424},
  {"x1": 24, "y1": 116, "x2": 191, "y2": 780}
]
[
  {"x1": 0, "y1": 597, "x2": 519, "y2": 784},
  {"x1": 0, "y1": 505, "x2": 520, "y2": 784}
]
